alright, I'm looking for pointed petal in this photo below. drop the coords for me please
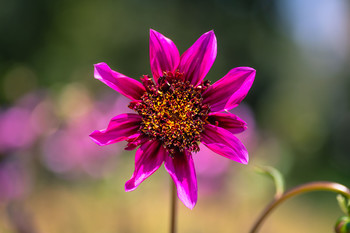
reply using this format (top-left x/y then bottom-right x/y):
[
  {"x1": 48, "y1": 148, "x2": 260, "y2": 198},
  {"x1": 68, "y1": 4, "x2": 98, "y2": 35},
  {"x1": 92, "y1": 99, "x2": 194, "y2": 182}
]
[
  {"x1": 164, "y1": 151, "x2": 197, "y2": 209},
  {"x1": 201, "y1": 124, "x2": 248, "y2": 164},
  {"x1": 94, "y1": 62, "x2": 146, "y2": 100},
  {"x1": 125, "y1": 141, "x2": 166, "y2": 191},
  {"x1": 203, "y1": 67, "x2": 255, "y2": 112},
  {"x1": 178, "y1": 30, "x2": 217, "y2": 86},
  {"x1": 208, "y1": 112, "x2": 247, "y2": 134},
  {"x1": 89, "y1": 113, "x2": 141, "y2": 146},
  {"x1": 149, "y1": 29, "x2": 180, "y2": 84}
]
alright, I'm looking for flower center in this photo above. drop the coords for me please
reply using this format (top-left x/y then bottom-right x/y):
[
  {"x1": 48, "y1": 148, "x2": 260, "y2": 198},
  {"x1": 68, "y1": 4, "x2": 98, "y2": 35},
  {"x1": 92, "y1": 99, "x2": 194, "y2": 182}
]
[{"x1": 129, "y1": 71, "x2": 211, "y2": 154}]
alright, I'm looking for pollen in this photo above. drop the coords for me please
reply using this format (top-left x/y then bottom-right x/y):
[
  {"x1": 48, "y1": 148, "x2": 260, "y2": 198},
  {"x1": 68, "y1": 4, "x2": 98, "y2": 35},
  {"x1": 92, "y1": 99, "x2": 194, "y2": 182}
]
[{"x1": 129, "y1": 71, "x2": 211, "y2": 154}]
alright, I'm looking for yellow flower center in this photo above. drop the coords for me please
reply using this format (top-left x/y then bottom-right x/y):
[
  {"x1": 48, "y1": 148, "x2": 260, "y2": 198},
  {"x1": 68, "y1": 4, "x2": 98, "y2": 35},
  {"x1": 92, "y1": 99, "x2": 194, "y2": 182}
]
[{"x1": 130, "y1": 72, "x2": 211, "y2": 154}]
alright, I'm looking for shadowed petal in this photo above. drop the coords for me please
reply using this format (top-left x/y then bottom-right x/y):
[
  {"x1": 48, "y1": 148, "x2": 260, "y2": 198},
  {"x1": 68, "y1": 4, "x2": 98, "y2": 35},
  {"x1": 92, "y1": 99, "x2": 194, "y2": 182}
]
[
  {"x1": 94, "y1": 63, "x2": 146, "y2": 101},
  {"x1": 124, "y1": 133, "x2": 149, "y2": 151},
  {"x1": 178, "y1": 31, "x2": 217, "y2": 86},
  {"x1": 150, "y1": 29, "x2": 180, "y2": 84},
  {"x1": 164, "y1": 151, "x2": 197, "y2": 209},
  {"x1": 203, "y1": 67, "x2": 255, "y2": 112},
  {"x1": 89, "y1": 113, "x2": 141, "y2": 146},
  {"x1": 201, "y1": 124, "x2": 248, "y2": 164},
  {"x1": 208, "y1": 112, "x2": 247, "y2": 134},
  {"x1": 125, "y1": 141, "x2": 166, "y2": 191}
]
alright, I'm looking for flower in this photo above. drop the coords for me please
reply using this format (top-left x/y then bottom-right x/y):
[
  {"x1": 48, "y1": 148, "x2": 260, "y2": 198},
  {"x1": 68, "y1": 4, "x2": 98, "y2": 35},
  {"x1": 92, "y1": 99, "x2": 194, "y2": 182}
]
[
  {"x1": 0, "y1": 92, "x2": 52, "y2": 203},
  {"x1": 0, "y1": 91, "x2": 56, "y2": 154},
  {"x1": 0, "y1": 157, "x2": 28, "y2": 202},
  {"x1": 42, "y1": 91, "x2": 130, "y2": 179},
  {"x1": 0, "y1": 107, "x2": 36, "y2": 153},
  {"x1": 90, "y1": 29, "x2": 255, "y2": 209}
]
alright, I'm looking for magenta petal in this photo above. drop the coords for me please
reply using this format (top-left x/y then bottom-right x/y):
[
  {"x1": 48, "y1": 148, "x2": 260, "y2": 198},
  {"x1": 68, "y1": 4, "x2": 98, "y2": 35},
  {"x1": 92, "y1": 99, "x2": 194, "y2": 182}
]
[
  {"x1": 94, "y1": 62, "x2": 146, "y2": 101},
  {"x1": 149, "y1": 29, "x2": 180, "y2": 84},
  {"x1": 125, "y1": 141, "x2": 166, "y2": 191},
  {"x1": 203, "y1": 67, "x2": 255, "y2": 112},
  {"x1": 178, "y1": 31, "x2": 217, "y2": 86},
  {"x1": 164, "y1": 151, "x2": 197, "y2": 209},
  {"x1": 208, "y1": 112, "x2": 247, "y2": 134},
  {"x1": 124, "y1": 133, "x2": 148, "y2": 151},
  {"x1": 201, "y1": 124, "x2": 248, "y2": 164},
  {"x1": 89, "y1": 113, "x2": 141, "y2": 146}
]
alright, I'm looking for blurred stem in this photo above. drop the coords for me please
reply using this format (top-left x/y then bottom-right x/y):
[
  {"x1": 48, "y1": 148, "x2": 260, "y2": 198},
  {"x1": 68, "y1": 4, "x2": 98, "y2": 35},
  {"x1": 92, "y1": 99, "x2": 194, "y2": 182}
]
[
  {"x1": 249, "y1": 181, "x2": 350, "y2": 233},
  {"x1": 254, "y1": 166, "x2": 285, "y2": 199},
  {"x1": 170, "y1": 179, "x2": 177, "y2": 233}
]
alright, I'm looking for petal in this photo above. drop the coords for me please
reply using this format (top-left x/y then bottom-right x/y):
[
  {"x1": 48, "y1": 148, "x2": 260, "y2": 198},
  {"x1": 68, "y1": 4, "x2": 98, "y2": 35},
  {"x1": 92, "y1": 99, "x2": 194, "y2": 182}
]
[
  {"x1": 125, "y1": 141, "x2": 166, "y2": 191},
  {"x1": 94, "y1": 62, "x2": 146, "y2": 101},
  {"x1": 89, "y1": 113, "x2": 141, "y2": 146},
  {"x1": 149, "y1": 29, "x2": 180, "y2": 84},
  {"x1": 124, "y1": 133, "x2": 148, "y2": 151},
  {"x1": 208, "y1": 112, "x2": 247, "y2": 134},
  {"x1": 201, "y1": 124, "x2": 248, "y2": 164},
  {"x1": 164, "y1": 151, "x2": 197, "y2": 209},
  {"x1": 203, "y1": 67, "x2": 255, "y2": 112},
  {"x1": 178, "y1": 30, "x2": 217, "y2": 86}
]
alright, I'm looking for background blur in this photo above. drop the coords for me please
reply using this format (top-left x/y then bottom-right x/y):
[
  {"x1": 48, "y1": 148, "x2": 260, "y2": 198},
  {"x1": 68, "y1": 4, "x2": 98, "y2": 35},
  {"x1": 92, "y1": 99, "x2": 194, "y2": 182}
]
[{"x1": 1, "y1": 0, "x2": 350, "y2": 232}]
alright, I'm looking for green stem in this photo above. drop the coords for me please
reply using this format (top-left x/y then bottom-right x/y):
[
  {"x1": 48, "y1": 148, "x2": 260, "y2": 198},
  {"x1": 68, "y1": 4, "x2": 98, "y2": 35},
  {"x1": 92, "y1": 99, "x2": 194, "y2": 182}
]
[
  {"x1": 170, "y1": 179, "x2": 177, "y2": 233},
  {"x1": 249, "y1": 181, "x2": 350, "y2": 233}
]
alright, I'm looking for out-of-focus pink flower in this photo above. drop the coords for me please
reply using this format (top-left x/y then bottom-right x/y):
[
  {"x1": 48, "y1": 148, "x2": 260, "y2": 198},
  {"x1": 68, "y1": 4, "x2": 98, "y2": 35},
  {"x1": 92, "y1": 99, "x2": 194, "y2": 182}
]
[
  {"x1": 0, "y1": 92, "x2": 54, "y2": 153},
  {"x1": 193, "y1": 145, "x2": 231, "y2": 196},
  {"x1": 42, "y1": 91, "x2": 130, "y2": 178},
  {"x1": 0, "y1": 92, "x2": 55, "y2": 203},
  {"x1": 0, "y1": 107, "x2": 36, "y2": 153},
  {"x1": 90, "y1": 29, "x2": 256, "y2": 209},
  {"x1": 194, "y1": 104, "x2": 258, "y2": 196},
  {"x1": 0, "y1": 158, "x2": 28, "y2": 202},
  {"x1": 230, "y1": 103, "x2": 258, "y2": 151}
]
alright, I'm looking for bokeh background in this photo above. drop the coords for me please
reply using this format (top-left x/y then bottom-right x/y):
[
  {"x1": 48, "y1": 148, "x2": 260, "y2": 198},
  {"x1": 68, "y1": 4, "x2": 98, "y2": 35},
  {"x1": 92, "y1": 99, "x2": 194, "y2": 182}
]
[{"x1": 1, "y1": 0, "x2": 350, "y2": 232}]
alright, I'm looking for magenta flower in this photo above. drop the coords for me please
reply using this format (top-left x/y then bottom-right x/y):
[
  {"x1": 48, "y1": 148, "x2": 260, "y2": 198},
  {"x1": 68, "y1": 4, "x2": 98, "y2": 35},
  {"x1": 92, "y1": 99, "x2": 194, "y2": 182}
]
[{"x1": 90, "y1": 29, "x2": 255, "y2": 209}]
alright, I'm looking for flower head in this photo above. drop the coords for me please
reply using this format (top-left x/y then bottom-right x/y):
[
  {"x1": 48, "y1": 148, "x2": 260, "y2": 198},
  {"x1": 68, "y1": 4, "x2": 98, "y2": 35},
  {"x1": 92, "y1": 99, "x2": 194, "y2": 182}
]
[{"x1": 90, "y1": 29, "x2": 256, "y2": 209}]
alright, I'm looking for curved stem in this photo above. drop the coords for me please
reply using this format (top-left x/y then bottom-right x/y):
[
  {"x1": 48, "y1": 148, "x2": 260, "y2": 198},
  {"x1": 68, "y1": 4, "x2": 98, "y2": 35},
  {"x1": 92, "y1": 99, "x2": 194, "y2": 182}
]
[
  {"x1": 170, "y1": 179, "x2": 177, "y2": 233},
  {"x1": 249, "y1": 181, "x2": 350, "y2": 233}
]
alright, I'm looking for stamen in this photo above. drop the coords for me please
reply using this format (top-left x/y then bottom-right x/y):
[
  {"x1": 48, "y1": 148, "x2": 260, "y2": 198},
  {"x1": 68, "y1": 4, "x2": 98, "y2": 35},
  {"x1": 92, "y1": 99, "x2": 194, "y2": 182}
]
[{"x1": 130, "y1": 72, "x2": 211, "y2": 154}]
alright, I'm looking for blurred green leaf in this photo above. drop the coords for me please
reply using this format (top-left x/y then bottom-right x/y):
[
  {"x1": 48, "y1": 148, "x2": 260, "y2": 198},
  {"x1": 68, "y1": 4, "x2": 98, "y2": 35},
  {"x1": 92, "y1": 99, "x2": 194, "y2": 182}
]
[
  {"x1": 255, "y1": 165, "x2": 285, "y2": 199},
  {"x1": 337, "y1": 194, "x2": 350, "y2": 216}
]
